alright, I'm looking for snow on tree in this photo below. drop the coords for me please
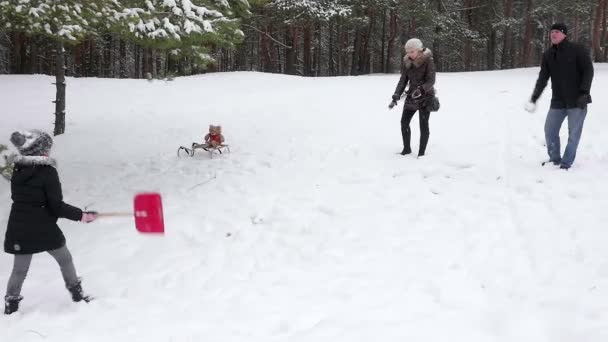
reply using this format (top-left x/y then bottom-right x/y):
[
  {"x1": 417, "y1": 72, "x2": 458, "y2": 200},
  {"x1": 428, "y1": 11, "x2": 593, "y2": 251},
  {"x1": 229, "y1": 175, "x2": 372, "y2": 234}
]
[
  {"x1": 111, "y1": 0, "x2": 251, "y2": 65},
  {"x1": 0, "y1": 0, "x2": 119, "y2": 135}
]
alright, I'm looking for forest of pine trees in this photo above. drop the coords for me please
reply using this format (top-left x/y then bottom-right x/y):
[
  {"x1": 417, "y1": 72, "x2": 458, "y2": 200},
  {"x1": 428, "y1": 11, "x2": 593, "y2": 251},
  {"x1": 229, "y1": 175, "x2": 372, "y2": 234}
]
[{"x1": 1, "y1": 0, "x2": 606, "y2": 78}]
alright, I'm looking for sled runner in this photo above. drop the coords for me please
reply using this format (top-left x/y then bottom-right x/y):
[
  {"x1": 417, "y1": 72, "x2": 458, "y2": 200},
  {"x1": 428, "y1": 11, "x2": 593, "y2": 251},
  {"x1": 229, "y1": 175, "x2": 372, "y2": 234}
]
[{"x1": 177, "y1": 143, "x2": 230, "y2": 158}]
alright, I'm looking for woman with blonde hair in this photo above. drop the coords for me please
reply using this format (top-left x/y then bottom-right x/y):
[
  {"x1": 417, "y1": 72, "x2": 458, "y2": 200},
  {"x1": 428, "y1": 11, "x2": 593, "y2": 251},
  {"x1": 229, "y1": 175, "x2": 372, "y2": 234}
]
[{"x1": 390, "y1": 38, "x2": 436, "y2": 157}]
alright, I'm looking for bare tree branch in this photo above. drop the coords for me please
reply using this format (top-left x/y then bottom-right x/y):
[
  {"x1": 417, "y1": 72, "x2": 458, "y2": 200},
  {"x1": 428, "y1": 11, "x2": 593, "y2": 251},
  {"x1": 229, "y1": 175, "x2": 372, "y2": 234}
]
[{"x1": 241, "y1": 24, "x2": 292, "y2": 49}]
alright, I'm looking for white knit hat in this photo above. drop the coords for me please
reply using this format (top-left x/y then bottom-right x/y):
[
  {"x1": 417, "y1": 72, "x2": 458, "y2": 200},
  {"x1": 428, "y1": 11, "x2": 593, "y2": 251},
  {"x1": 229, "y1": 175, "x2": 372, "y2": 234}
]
[{"x1": 405, "y1": 38, "x2": 424, "y2": 52}]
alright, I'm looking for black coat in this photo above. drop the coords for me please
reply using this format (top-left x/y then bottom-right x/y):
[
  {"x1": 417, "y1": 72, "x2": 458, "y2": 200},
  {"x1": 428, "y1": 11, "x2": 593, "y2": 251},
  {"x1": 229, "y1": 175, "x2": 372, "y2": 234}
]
[
  {"x1": 4, "y1": 157, "x2": 82, "y2": 255},
  {"x1": 531, "y1": 40, "x2": 594, "y2": 109}
]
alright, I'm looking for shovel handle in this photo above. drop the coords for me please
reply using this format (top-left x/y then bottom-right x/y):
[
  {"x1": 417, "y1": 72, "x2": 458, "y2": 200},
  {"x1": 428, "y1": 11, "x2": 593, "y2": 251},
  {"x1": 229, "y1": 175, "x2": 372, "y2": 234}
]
[{"x1": 97, "y1": 212, "x2": 133, "y2": 217}]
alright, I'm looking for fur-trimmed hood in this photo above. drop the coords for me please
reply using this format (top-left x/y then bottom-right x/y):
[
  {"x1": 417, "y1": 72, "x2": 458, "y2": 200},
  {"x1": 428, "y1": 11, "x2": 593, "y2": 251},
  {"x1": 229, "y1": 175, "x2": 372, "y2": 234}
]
[
  {"x1": 403, "y1": 48, "x2": 433, "y2": 69},
  {"x1": 10, "y1": 156, "x2": 57, "y2": 184},
  {"x1": 12, "y1": 155, "x2": 57, "y2": 168}
]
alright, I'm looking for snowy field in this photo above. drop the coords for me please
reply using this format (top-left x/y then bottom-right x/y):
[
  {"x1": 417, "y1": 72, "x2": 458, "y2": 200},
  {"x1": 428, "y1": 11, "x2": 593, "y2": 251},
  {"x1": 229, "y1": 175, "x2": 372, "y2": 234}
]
[{"x1": 1, "y1": 66, "x2": 608, "y2": 342}]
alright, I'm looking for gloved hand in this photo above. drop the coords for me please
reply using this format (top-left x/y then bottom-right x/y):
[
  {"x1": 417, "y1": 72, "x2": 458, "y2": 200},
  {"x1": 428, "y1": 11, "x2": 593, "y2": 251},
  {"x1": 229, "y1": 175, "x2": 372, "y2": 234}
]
[
  {"x1": 524, "y1": 101, "x2": 536, "y2": 113},
  {"x1": 81, "y1": 211, "x2": 98, "y2": 223},
  {"x1": 411, "y1": 87, "x2": 424, "y2": 99},
  {"x1": 577, "y1": 94, "x2": 591, "y2": 109},
  {"x1": 392, "y1": 94, "x2": 400, "y2": 102},
  {"x1": 388, "y1": 100, "x2": 397, "y2": 109}
]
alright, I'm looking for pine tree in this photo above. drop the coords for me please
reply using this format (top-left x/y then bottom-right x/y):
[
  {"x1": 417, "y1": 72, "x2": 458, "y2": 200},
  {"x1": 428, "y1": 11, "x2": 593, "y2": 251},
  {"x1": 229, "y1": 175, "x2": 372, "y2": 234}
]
[
  {"x1": 0, "y1": 144, "x2": 15, "y2": 181},
  {"x1": 0, "y1": 29, "x2": 8, "y2": 73},
  {"x1": 0, "y1": 0, "x2": 118, "y2": 135},
  {"x1": 265, "y1": 0, "x2": 350, "y2": 75},
  {"x1": 1, "y1": 0, "x2": 604, "y2": 76},
  {"x1": 112, "y1": 0, "x2": 251, "y2": 73}
]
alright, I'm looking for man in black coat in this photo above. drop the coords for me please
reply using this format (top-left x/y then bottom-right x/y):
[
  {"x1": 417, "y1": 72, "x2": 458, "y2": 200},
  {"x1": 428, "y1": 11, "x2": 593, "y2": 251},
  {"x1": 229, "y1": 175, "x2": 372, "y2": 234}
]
[
  {"x1": 4, "y1": 130, "x2": 98, "y2": 314},
  {"x1": 526, "y1": 23, "x2": 594, "y2": 170}
]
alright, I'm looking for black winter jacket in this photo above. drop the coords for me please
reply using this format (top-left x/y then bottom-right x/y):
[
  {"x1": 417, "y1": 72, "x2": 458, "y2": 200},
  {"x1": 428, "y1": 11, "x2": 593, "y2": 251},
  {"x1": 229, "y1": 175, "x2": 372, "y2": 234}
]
[
  {"x1": 531, "y1": 40, "x2": 594, "y2": 109},
  {"x1": 4, "y1": 156, "x2": 82, "y2": 254},
  {"x1": 394, "y1": 48, "x2": 436, "y2": 111}
]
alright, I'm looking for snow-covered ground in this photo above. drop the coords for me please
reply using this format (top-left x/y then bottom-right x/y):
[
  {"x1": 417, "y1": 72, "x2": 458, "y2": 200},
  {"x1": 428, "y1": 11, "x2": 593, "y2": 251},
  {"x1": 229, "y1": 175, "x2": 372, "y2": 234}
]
[{"x1": 1, "y1": 66, "x2": 607, "y2": 342}]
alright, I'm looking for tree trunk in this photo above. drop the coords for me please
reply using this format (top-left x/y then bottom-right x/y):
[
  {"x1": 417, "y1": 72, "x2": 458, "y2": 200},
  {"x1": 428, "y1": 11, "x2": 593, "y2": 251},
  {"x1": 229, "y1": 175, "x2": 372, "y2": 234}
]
[
  {"x1": 328, "y1": 20, "x2": 335, "y2": 76},
  {"x1": 167, "y1": 50, "x2": 177, "y2": 76},
  {"x1": 178, "y1": 53, "x2": 186, "y2": 76},
  {"x1": 303, "y1": 23, "x2": 313, "y2": 76},
  {"x1": 351, "y1": 29, "x2": 361, "y2": 75},
  {"x1": 501, "y1": 0, "x2": 514, "y2": 69},
  {"x1": 134, "y1": 45, "x2": 140, "y2": 78},
  {"x1": 260, "y1": 24, "x2": 274, "y2": 73},
  {"x1": 285, "y1": 25, "x2": 296, "y2": 75},
  {"x1": 21, "y1": 36, "x2": 30, "y2": 74},
  {"x1": 119, "y1": 38, "x2": 127, "y2": 78},
  {"x1": 386, "y1": 9, "x2": 397, "y2": 73},
  {"x1": 409, "y1": 17, "x2": 416, "y2": 37},
  {"x1": 29, "y1": 38, "x2": 38, "y2": 74},
  {"x1": 487, "y1": 28, "x2": 497, "y2": 70},
  {"x1": 360, "y1": 8, "x2": 374, "y2": 74},
  {"x1": 593, "y1": 0, "x2": 606, "y2": 62},
  {"x1": 10, "y1": 33, "x2": 25, "y2": 74},
  {"x1": 151, "y1": 49, "x2": 157, "y2": 78},
  {"x1": 337, "y1": 18, "x2": 343, "y2": 75},
  {"x1": 603, "y1": 0, "x2": 607, "y2": 61},
  {"x1": 86, "y1": 38, "x2": 95, "y2": 77},
  {"x1": 103, "y1": 34, "x2": 112, "y2": 77},
  {"x1": 315, "y1": 22, "x2": 322, "y2": 76},
  {"x1": 54, "y1": 41, "x2": 66, "y2": 136},
  {"x1": 522, "y1": 0, "x2": 534, "y2": 67},
  {"x1": 463, "y1": 0, "x2": 473, "y2": 71},
  {"x1": 433, "y1": 0, "x2": 444, "y2": 71},
  {"x1": 342, "y1": 20, "x2": 351, "y2": 75},
  {"x1": 144, "y1": 47, "x2": 153, "y2": 79},
  {"x1": 110, "y1": 35, "x2": 117, "y2": 78},
  {"x1": 381, "y1": 8, "x2": 387, "y2": 74},
  {"x1": 573, "y1": 14, "x2": 580, "y2": 41},
  {"x1": 73, "y1": 42, "x2": 84, "y2": 76}
]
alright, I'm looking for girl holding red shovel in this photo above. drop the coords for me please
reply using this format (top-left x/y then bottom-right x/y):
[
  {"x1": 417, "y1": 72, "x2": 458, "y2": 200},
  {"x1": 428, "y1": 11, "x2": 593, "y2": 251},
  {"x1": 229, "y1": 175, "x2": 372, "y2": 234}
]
[{"x1": 4, "y1": 130, "x2": 98, "y2": 315}]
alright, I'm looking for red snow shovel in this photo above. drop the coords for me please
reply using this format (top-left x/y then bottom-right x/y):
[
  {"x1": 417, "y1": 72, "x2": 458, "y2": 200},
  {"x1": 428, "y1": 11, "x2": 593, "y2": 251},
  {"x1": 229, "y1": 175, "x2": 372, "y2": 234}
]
[{"x1": 97, "y1": 192, "x2": 165, "y2": 234}]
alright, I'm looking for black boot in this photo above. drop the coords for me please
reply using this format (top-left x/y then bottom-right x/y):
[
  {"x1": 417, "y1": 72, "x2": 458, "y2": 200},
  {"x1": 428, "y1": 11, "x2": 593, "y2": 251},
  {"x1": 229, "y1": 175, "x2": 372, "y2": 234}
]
[
  {"x1": 400, "y1": 125, "x2": 411, "y2": 155},
  {"x1": 419, "y1": 132, "x2": 429, "y2": 157},
  {"x1": 419, "y1": 111, "x2": 431, "y2": 157},
  {"x1": 4, "y1": 295, "x2": 23, "y2": 315},
  {"x1": 67, "y1": 279, "x2": 92, "y2": 303}
]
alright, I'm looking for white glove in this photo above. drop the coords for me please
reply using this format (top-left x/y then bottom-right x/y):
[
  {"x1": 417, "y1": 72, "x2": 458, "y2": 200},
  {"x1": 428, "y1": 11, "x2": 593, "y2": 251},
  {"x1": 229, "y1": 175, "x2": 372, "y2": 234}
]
[{"x1": 524, "y1": 101, "x2": 536, "y2": 113}]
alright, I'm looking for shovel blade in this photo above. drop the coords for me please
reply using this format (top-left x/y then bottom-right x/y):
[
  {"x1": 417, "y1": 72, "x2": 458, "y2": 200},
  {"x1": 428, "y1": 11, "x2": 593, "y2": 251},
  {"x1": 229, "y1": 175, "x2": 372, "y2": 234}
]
[{"x1": 133, "y1": 192, "x2": 164, "y2": 234}]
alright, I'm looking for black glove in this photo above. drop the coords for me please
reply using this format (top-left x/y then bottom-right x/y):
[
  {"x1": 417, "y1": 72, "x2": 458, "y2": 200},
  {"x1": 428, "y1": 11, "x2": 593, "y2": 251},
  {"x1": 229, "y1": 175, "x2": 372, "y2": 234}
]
[
  {"x1": 388, "y1": 101, "x2": 397, "y2": 109},
  {"x1": 577, "y1": 94, "x2": 591, "y2": 109},
  {"x1": 392, "y1": 94, "x2": 400, "y2": 102}
]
